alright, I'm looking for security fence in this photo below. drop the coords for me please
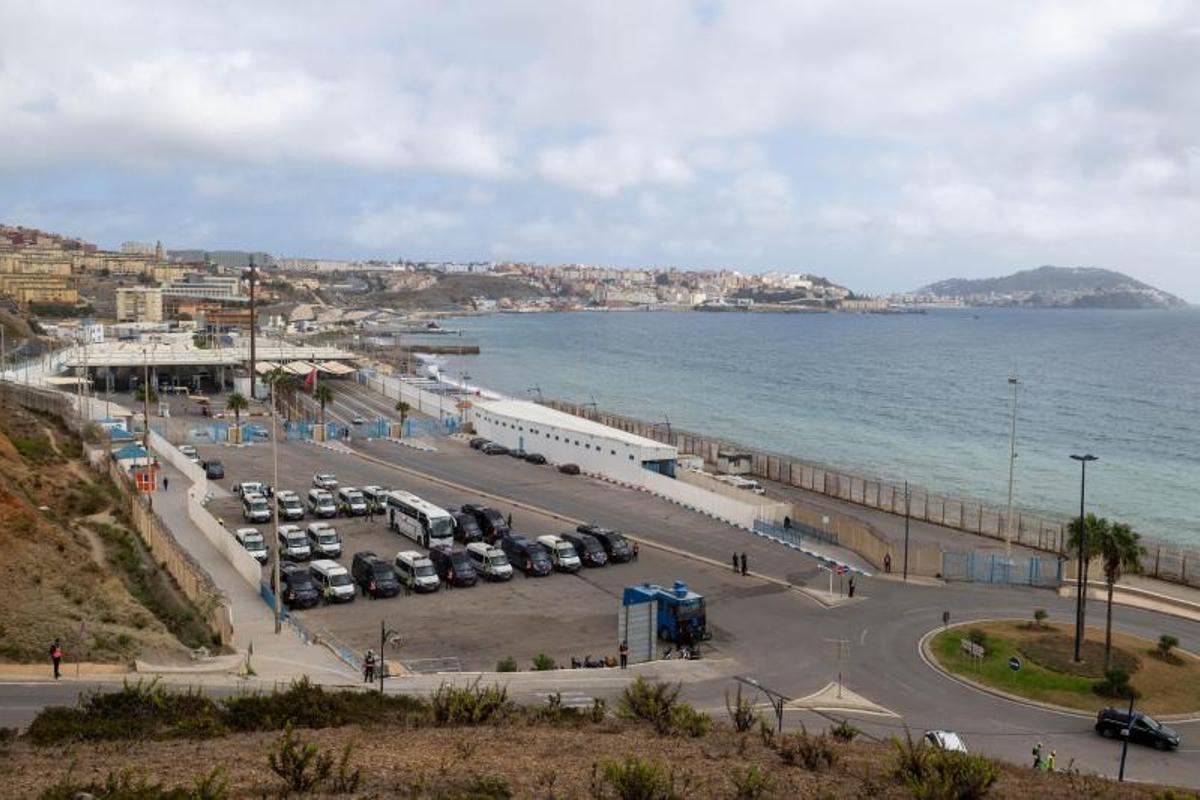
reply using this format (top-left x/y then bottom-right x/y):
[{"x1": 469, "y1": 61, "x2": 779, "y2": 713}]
[{"x1": 942, "y1": 551, "x2": 1065, "y2": 588}]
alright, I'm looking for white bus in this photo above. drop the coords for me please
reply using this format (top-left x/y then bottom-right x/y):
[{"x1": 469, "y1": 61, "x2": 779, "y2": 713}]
[{"x1": 385, "y1": 490, "x2": 455, "y2": 549}]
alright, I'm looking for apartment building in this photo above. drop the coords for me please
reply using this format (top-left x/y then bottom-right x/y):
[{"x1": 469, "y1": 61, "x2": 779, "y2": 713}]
[{"x1": 116, "y1": 287, "x2": 164, "y2": 323}]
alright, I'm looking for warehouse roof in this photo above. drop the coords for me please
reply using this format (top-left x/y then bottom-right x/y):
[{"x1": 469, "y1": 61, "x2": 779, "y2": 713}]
[{"x1": 473, "y1": 399, "x2": 674, "y2": 453}]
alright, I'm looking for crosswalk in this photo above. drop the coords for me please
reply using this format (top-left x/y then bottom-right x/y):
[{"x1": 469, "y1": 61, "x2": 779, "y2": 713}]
[{"x1": 532, "y1": 690, "x2": 596, "y2": 709}]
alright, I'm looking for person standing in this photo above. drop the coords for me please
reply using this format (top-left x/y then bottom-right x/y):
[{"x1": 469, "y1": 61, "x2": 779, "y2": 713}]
[
  {"x1": 162, "y1": 476, "x2": 169, "y2": 492},
  {"x1": 1031, "y1": 741, "x2": 1043, "y2": 770},
  {"x1": 619, "y1": 641, "x2": 629, "y2": 669},
  {"x1": 740, "y1": 552, "x2": 747, "y2": 576},
  {"x1": 49, "y1": 638, "x2": 63, "y2": 680},
  {"x1": 732, "y1": 553, "x2": 739, "y2": 573},
  {"x1": 363, "y1": 650, "x2": 376, "y2": 683},
  {"x1": 884, "y1": 553, "x2": 892, "y2": 574},
  {"x1": 848, "y1": 576, "x2": 856, "y2": 598},
  {"x1": 632, "y1": 541, "x2": 640, "y2": 561},
  {"x1": 506, "y1": 512, "x2": 513, "y2": 529},
  {"x1": 1045, "y1": 751, "x2": 1056, "y2": 772}
]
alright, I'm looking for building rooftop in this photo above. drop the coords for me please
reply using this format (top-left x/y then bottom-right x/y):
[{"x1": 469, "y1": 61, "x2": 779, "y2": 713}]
[
  {"x1": 473, "y1": 399, "x2": 675, "y2": 453},
  {"x1": 62, "y1": 334, "x2": 355, "y2": 368}
]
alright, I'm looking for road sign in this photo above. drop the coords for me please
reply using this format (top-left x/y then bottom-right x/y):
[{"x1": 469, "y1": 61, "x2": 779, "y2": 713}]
[
  {"x1": 960, "y1": 639, "x2": 985, "y2": 659},
  {"x1": 1008, "y1": 656, "x2": 1021, "y2": 672},
  {"x1": 836, "y1": 565, "x2": 847, "y2": 576}
]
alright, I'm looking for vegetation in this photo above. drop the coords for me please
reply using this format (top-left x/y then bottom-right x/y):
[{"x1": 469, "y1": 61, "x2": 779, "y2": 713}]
[
  {"x1": 495, "y1": 655, "x2": 518, "y2": 672},
  {"x1": 776, "y1": 727, "x2": 839, "y2": 771},
  {"x1": 725, "y1": 684, "x2": 760, "y2": 733},
  {"x1": 313, "y1": 382, "x2": 332, "y2": 425},
  {"x1": 429, "y1": 681, "x2": 512, "y2": 726},
  {"x1": 1033, "y1": 608, "x2": 1048, "y2": 628},
  {"x1": 1094, "y1": 668, "x2": 1140, "y2": 700},
  {"x1": 829, "y1": 719, "x2": 861, "y2": 742},
  {"x1": 599, "y1": 756, "x2": 676, "y2": 800},
  {"x1": 39, "y1": 767, "x2": 229, "y2": 800},
  {"x1": 395, "y1": 399, "x2": 410, "y2": 435},
  {"x1": 531, "y1": 652, "x2": 557, "y2": 671},
  {"x1": 892, "y1": 728, "x2": 1002, "y2": 799},
  {"x1": 225, "y1": 392, "x2": 248, "y2": 426},
  {"x1": 1157, "y1": 634, "x2": 1181, "y2": 664}
]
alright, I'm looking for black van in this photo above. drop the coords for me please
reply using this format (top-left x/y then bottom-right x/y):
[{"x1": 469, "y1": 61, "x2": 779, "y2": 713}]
[
  {"x1": 350, "y1": 551, "x2": 401, "y2": 599},
  {"x1": 279, "y1": 562, "x2": 320, "y2": 609},
  {"x1": 428, "y1": 545, "x2": 478, "y2": 587},
  {"x1": 500, "y1": 534, "x2": 552, "y2": 577},
  {"x1": 461, "y1": 504, "x2": 510, "y2": 542},
  {"x1": 561, "y1": 531, "x2": 607, "y2": 567},
  {"x1": 577, "y1": 524, "x2": 632, "y2": 563},
  {"x1": 451, "y1": 511, "x2": 484, "y2": 544}
]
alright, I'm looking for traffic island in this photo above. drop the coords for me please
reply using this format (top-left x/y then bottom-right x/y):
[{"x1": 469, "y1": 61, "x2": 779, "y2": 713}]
[{"x1": 925, "y1": 620, "x2": 1200, "y2": 716}]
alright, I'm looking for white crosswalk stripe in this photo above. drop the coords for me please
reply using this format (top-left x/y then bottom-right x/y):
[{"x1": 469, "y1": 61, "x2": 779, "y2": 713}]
[{"x1": 533, "y1": 691, "x2": 595, "y2": 708}]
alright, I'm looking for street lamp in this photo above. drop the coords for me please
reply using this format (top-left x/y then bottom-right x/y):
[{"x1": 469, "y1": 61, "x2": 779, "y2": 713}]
[
  {"x1": 1070, "y1": 453, "x2": 1098, "y2": 663},
  {"x1": 1004, "y1": 376, "x2": 1020, "y2": 563},
  {"x1": 734, "y1": 676, "x2": 791, "y2": 733},
  {"x1": 378, "y1": 621, "x2": 403, "y2": 696}
]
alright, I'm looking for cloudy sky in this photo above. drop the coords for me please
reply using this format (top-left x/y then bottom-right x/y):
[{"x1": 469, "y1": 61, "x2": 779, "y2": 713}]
[{"x1": 2, "y1": 1, "x2": 1198, "y2": 298}]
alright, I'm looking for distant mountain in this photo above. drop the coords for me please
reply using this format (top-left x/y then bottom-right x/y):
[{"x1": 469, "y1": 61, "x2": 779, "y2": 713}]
[{"x1": 918, "y1": 266, "x2": 1188, "y2": 309}]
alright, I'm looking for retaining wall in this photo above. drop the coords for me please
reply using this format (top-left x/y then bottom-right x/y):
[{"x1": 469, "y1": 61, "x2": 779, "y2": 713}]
[{"x1": 186, "y1": 490, "x2": 264, "y2": 590}]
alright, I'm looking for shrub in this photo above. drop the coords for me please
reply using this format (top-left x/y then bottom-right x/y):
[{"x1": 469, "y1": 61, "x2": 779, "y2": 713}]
[
  {"x1": 1093, "y1": 668, "x2": 1141, "y2": 700},
  {"x1": 725, "y1": 684, "x2": 760, "y2": 733},
  {"x1": 496, "y1": 656, "x2": 518, "y2": 672},
  {"x1": 1033, "y1": 609, "x2": 1048, "y2": 627},
  {"x1": 431, "y1": 680, "x2": 511, "y2": 725},
  {"x1": 777, "y1": 727, "x2": 839, "y2": 771},
  {"x1": 38, "y1": 766, "x2": 229, "y2": 800},
  {"x1": 461, "y1": 776, "x2": 513, "y2": 799},
  {"x1": 26, "y1": 679, "x2": 226, "y2": 744},
  {"x1": 758, "y1": 718, "x2": 776, "y2": 749},
  {"x1": 966, "y1": 629, "x2": 987, "y2": 651},
  {"x1": 268, "y1": 723, "x2": 334, "y2": 794},
  {"x1": 618, "y1": 677, "x2": 681, "y2": 735},
  {"x1": 829, "y1": 719, "x2": 860, "y2": 742},
  {"x1": 591, "y1": 697, "x2": 608, "y2": 724},
  {"x1": 600, "y1": 756, "x2": 674, "y2": 800},
  {"x1": 893, "y1": 729, "x2": 1001, "y2": 800},
  {"x1": 1157, "y1": 634, "x2": 1180, "y2": 662},
  {"x1": 330, "y1": 743, "x2": 362, "y2": 794},
  {"x1": 730, "y1": 764, "x2": 773, "y2": 799},
  {"x1": 531, "y1": 652, "x2": 557, "y2": 671},
  {"x1": 669, "y1": 703, "x2": 712, "y2": 738}
]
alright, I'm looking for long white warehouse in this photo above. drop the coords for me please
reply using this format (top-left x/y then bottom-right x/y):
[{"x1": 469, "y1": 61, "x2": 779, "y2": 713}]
[{"x1": 469, "y1": 399, "x2": 677, "y2": 483}]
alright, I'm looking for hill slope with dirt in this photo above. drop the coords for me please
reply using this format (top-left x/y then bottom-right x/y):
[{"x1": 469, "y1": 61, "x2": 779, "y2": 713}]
[{"x1": 0, "y1": 401, "x2": 204, "y2": 664}]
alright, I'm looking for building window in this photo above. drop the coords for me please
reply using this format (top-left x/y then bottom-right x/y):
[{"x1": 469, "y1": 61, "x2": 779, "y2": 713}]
[
  {"x1": 611, "y1": 450, "x2": 616, "y2": 455},
  {"x1": 629, "y1": 454, "x2": 635, "y2": 460}
]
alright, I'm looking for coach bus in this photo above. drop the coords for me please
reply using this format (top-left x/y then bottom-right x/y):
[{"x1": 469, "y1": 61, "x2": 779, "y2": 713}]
[{"x1": 386, "y1": 490, "x2": 456, "y2": 549}]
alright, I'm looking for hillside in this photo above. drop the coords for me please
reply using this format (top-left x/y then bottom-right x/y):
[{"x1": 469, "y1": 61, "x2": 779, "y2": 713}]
[
  {"x1": 920, "y1": 266, "x2": 1188, "y2": 308},
  {"x1": 0, "y1": 400, "x2": 203, "y2": 664},
  {"x1": 366, "y1": 273, "x2": 543, "y2": 310}
]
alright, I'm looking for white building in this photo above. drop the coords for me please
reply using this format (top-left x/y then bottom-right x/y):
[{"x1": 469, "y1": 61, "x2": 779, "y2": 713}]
[{"x1": 469, "y1": 399, "x2": 677, "y2": 484}]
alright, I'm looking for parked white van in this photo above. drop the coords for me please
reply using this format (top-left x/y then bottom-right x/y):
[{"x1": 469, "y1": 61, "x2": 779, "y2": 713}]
[
  {"x1": 277, "y1": 524, "x2": 311, "y2": 561},
  {"x1": 307, "y1": 489, "x2": 338, "y2": 518},
  {"x1": 306, "y1": 522, "x2": 342, "y2": 558},
  {"x1": 537, "y1": 534, "x2": 582, "y2": 572},
  {"x1": 234, "y1": 527, "x2": 268, "y2": 564},
  {"x1": 465, "y1": 542, "x2": 514, "y2": 581},
  {"x1": 309, "y1": 559, "x2": 356, "y2": 603},
  {"x1": 393, "y1": 550, "x2": 440, "y2": 593},
  {"x1": 337, "y1": 487, "x2": 368, "y2": 516},
  {"x1": 276, "y1": 490, "x2": 305, "y2": 521},
  {"x1": 241, "y1": 492, "x2": 272, "y2": 524}
]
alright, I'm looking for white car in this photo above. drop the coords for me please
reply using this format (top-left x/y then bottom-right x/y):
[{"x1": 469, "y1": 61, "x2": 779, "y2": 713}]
[
  {"x1": 924, "y1": 731, "x2": 967, "y2": 753},
  {"x1": 312, "y1": 473, "x2": 338, "y2": 490},
  {"x1": 234, "y1": 527, "x2": 268, "y2": 564},
  {"x1": 179, "y1": 444, "x2": 200, "y2": 463}
]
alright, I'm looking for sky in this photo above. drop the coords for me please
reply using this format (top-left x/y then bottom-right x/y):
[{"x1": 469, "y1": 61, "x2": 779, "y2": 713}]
[{"x1": 1, "y1": 1, "x2": 1198, "y2": 299}]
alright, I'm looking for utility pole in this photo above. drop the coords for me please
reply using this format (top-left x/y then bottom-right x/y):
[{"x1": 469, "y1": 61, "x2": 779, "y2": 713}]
[
  {"x1": 1004, "y1": 376, "x2": 1020, "y2": 563},
  {"x1": 248, "y1": 255, "x2": 257, "y2": 399},
  {"x1": 142, "y1": 348, "x2": 151, "y2": 447},
  {"x1": 903, "y1": 481, "x2": 911, "y2": 581},
  {"x1": 271, "y1": 375, "x2": 281, "y2": 634}
]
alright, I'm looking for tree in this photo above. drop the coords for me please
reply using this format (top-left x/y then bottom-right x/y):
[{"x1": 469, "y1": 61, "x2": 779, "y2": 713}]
[
  {"x1": 1066, "y1": 512, "x2": 1106, "y2": 647},
  {"x1": 1093, "y1": 519, "x2": 1144, "y2": 671},
  {"x1": 267, "y1": 370, "x2": 298, "y2": 420},
  {"x1": 1157, "y1": 634, "x2": 1179, "y2": 661},
  {"x1": 313, "y1": 383, "x2": 332, "y2": 426},
  {"x1": 395, "y1": 400, "x2": 410, "y2": 437},
  {"x1": 226, "y1": 392, "x2": 248, "y2": 425}
]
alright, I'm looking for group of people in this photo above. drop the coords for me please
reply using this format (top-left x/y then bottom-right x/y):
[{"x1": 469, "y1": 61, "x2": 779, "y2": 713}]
[
  {"x1": 1031, "y1": 742, "x2": 1057, "y2": 771},
  {"x1": 731, "y1": 552, "x2": 748, "y2": 575}
]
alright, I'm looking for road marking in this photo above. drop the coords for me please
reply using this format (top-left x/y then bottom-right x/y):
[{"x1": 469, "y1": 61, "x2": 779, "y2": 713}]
[{"x1": 860, "y1": 627, "x2": 869, "y2": 646}]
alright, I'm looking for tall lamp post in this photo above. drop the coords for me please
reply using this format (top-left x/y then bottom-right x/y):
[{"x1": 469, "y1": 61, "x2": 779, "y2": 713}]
[
  {"x1": 1070, "y1": 453, "x2": 1098, "y2": 663},
  {"x1": 1004, "y1": 376, "x2": 1020, "y2": 563},
  {"x1": 270, "y1": 374, "x2": 282, "y2": 634}
]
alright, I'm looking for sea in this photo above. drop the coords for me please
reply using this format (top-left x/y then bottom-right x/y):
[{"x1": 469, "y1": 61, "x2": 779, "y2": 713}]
[{"x1": 437, "y1": 308, "x2": 1200, "y2": 548}]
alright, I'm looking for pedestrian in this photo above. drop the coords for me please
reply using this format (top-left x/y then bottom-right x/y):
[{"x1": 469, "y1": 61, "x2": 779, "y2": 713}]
[
  {"x1": 740, "y1": 552, "x2": 747, "y2": 576},
  {"x1": 322, "y1": 584, "x2": 332, "y2": 605},
  {"x1": 784, "y1": 516, "x2": 792, "y2": 530},
  {"x1": 163, "y1": 476, "x2": 169, "y2": 492},
  {"x1": 1046, "y1": 751, "x2": 1056, "y2": 772},
  {"x1": 367, "y1": 503, "x2": 374, "y2": 523},
  {"x1": 884, "y1": 553, "x2": 892, "y2": 574},
  {"x1": 619, "y1": 640, "x2": 629, "y2": 669},
  {"x1": 848, "y1": 576, "x2": 856, "y2": 598},
  {"x1": 632, "y1": 541, "x2": 640, "y2": 561},
  {"x1": 1032, "y1": 741, "x2": 1043, "y2": 769},
  {"x1": 49, "y1": 638, "x2": 63, "y2": 680},
  {"x1": 363, "y1": 649, "x2": 376, "y2": 683},
  {"x1": 506, "y1": 512, "x2": 513, "y2": 529},
  {"x1": 732, "y1": 552, "x2": 739, "y2": 573},
  {"x1": 367, "y1": 579, "x2": 376, "y2": 600}
]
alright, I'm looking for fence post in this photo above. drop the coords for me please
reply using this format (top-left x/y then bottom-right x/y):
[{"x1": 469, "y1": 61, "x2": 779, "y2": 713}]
[{"x1": 1154, "y1": 546, "x2": 1160, "y2": 577}]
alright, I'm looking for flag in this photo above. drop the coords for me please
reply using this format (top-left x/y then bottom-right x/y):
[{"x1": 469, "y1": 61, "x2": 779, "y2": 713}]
[{"x1": 304, "y1": 369, "x2": 316, "y2": 391}]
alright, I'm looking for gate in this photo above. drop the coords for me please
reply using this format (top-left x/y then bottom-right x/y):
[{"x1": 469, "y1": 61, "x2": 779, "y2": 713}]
[
  {"x1": 285, "y1": 420, "x2": 314, "y2": 441},
  {"x1": 362, "y1": 418, "x2": 389, "y2": 438},
  {"x1": 403, "y1": 417, "x2": 459, "y2": 438},
  {"x1": 941, "y1": 552, "x2": 1064, "y2": 587}
]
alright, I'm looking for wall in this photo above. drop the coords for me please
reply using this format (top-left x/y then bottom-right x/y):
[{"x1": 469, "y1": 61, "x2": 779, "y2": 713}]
[
  {"x1": 360, "y1": 370, "x2": 458, "y2": 420},
  {"x1": 677, "y1": 469, "x2": 791, "y2": 525},
  {"x1": 640, "y1": 469, "x2": 761, "y2": 530},
  {"x1": 147, "y1": 429, "x2": 207, "y2": 489},
  {"x1": 186, "y1": 490, "x2": 264, "y2": 590}
]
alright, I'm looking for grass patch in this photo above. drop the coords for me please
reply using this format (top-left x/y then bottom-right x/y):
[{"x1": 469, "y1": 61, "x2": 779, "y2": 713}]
[{"x1": 930, "y1": 621, "x2": 1200, "y2": 714}]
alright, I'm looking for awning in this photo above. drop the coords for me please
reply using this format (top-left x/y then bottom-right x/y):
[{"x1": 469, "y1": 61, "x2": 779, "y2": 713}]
[
  {"x1": 317, "y1": 361, "x2": 357, "y2": 376},
  {"x1": 253, "y1": 361, "x2": 280, "y2": 375},
  {"x1": 112, "y1": 444, "x2": 149, "y2": 461},
  {"x1": 282, "y1": 360, "x2": 319, "y2": 375}
]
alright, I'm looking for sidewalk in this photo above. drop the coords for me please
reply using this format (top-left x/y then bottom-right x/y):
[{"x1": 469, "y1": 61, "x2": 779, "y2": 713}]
[{"x1": 145, "y1": 459, "x2": 353, "y2": 683}]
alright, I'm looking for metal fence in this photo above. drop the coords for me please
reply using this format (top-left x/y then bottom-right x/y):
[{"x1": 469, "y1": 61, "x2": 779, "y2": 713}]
[
  {"x1": 753, "y1": 519, "x2": 837, "y2": 548},
  {"x1": 942, "y1": 551, "x2": 1064, "y2": 587},
  {"x1": 403, "y1": 417, "x2": 459, "y2": 438}
]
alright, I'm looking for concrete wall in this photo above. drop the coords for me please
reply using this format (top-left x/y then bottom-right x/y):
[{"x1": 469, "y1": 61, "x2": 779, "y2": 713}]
[
  {"x1": 677, "y1": 469, "x2": 791, "y2": 525},
  {"x1": 186, "y1": 490, "x2": 264, "y2": 590},
  {"x1": 641, "y1": 470, "x2": 761, "y2": 530},
  {"x1": 147, "y1": 429, "x2": 208, "y2": 489},
  {"x1": 361, "y1": 371, "x2": 458, "y2": 420}
]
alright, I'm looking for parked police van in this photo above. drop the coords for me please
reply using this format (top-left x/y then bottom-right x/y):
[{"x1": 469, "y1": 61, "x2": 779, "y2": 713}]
[
  {"x1": 277, "y1": 524, "x2": 311, "y2": 561},
  {"x1": 307, "y1": 488, "x2": 338, "y2": 518},
  {"x1": 393, "y1": 550, "x2": 441, "y2": 593},
  {"x1": 241, "y1": 492, "x2": 272, "y2": 524},
  {"x1": 465, "y1": 542, "x2": 514, "y2": 581},
  {"x1": 537, "y1": 534, "x2": 581, "y2": 572},
  {"x1": 337, "y1": 487, "x2": 368, "y2": 516},
  {"x1": 276, "y1": 490, "x2": 305, "y2": 521},
  {"x1": 310, "y1": 559, "x2": 356, "y2": 603},
  {"x1": 234, "y1": 527, "x2": 268, "y2": 564},
  {"x1": 306, "y1": 522, "x2": 342, "y2": 558},
  {"x1": 360, "y1": 486, "x2": 391, "y2": 515}
]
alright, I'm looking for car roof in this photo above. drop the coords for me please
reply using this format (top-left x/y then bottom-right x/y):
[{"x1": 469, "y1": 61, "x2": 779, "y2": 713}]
[{"x1": 236, "y1": 527, "x2": 260, "y2": 535}]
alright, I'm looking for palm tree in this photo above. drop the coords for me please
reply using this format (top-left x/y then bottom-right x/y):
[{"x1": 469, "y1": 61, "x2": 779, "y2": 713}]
[
  {"x1": 1066, "y1": 512, "x2": 1105, "y2": 644},
  {"x1": 1095, "y1": 520, "x2": 1144, "y2": 671},
  {"x1": 313, "y1": 383, "x2": 333, "y2": 426},
  {"x1": 265, "y1": 369, "x2": 297, "y2": 420},
  {"x1": 395, "y1": 400, "x2": 410, "y2": 437},
  {"x1": 226, "y1": 392, "x2": 248, "y2": 425}
]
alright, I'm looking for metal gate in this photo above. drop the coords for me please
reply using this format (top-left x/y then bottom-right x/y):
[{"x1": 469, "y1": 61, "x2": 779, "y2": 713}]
[{"x1": 941, "y1": 552, "x2": 1064, "y2": 587}]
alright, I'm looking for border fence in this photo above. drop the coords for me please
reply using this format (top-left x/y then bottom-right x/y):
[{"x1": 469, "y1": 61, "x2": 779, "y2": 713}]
[{"x1": 942, "y1": 552, "x2": 1065, "y2": 587}]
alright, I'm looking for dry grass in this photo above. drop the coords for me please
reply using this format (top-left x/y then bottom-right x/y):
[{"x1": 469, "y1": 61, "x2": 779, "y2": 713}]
[{"x1": 0, "y1": 719, "x2": 1176, "y2": 799}]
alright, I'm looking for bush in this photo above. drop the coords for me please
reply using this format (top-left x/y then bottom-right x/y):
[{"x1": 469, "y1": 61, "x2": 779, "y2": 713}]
[
  {"x1": 600, "y1": 756, "x2": 675, "y2": 800},
  {"x1": 1157, "y1": 634, "x2": 1180, "y2": 661},
  {"x1": 893, "y1": 729, "x2": 1001, "y2": 800},
  {"x1": 39, "y1": 766, "x2": 229, "y2": 800},
  {"x1": 431, "y1": 681, "x2": 511, "y2": 726},
  {"x1": 1093, "y1": 668, "x2": 1141, "y2": 700},
  {"x1": 777, "y1": 727, "x2": 839, "y2": 771},
  {"x1": 268, "y1": 723, "x2": 333, "y2": 794},
  {"x1": 496, "y1": 656, "x2": 518, "y2": 672},
  {"x1": 669, "y1": 703, "x2": 711, "y2": 738},
  {"x1": 829, "y1": 719, "x2": 860, "y2": 742},
  {"x1": 1033, "y1": 609, "x2": 1048, "y2": 627},
  {"x1": 966, "y1": 629, "x2": 987, "y2": 651},
  {"x1": 531, "y1": 653, "x2": 557, "y2": 671},
  {"x1": 619, "y1": 677, "x2": 681, "y2": 735},
  {"x1": 730, "y1": 764, "x2": 773, "y2": 799},
  {"x1": 725, "y1": 684, "x2": 760, "y2": 733}
]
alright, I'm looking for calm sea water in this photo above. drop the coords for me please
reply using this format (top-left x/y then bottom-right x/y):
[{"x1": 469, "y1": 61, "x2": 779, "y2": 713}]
[{"x1": 439, "y1": 309, "x2": 1200, "y2": 547}]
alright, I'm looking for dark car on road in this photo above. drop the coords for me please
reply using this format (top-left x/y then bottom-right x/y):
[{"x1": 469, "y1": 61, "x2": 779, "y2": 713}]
[
  {"x1": 558, "y1": 463, "x2": 580, "y2": 475},
  {"x1": 469, "y1": 437, "x2": 490, "y2": 450},
  {"x1": 350, "y1": 551, "x2": 401, "y2": 599},
  {"x1": 480, "y1": 442, "x2": 509, "y2": 455},
  {"x1": 202, "y1": 459, "x2": 225, "y2": 479},
  {"x1": 500, "y1": 534, "x2": 552, "y2": 577},
  {"x1": 524, "y1": 453, "x2": 547, "y2": 465},
  {"x1": 451, "y1": 511, "x2": 484, "y2": 544},
  {"x1": 507, "y1": 448, "x2": 527, "y2": 459},
  {"x1": 1095, "y1": 708, "x2": 1180, "y2": 750},
  {"x1": 428, "y1": 545, "x2": 478, "y2": 587},
  {"x1": 461, "y1": 504, "x2": 510, "y2": 542},
  {"x1": 279, "y1": 562, "x2": 320, "y2": 609},
  {"x1": 561, "y1": 531, "x2": 607, "y2": 567},
  {"x1": 576, "y1": 524, "x2": 632, "y2": 562}
]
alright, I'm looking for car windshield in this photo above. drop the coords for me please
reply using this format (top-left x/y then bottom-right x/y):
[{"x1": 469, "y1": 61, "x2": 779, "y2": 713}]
[
  {"x1": 290, "y1": 574, "x2": 313, "y2": 588},
  {"x1": 282, "y1": 498, "x2": 300, "y2": 508},
  {"x1": 586, "y1": 541, "x2": 604, "y2": 554},
  {"x1": 1140, "y1": 715, "x2": 1161, "y2": 730},
  {"x1": 675, "y1": 599, "x2": 705, "y2": 620},
  {"x1": 209, "y1": 461, "x2": 223, "y2": 469},
  {"x1": 248, "y1": 499, "x2": 267, "y2": 511},
  {"x1": 319, "y1": 499, "x2": 335, "y2": 507},
  {"x1": 415, "y1": 564, "x2": 436, "y2": 577},
  {"x1": 490, "y1": 555, "x2": 509, "y2": 566},
  {"x1": 244, "y1": 536, "x2": 264, "y2": 548},
  {"x1": 372, "y1": 566, "x2": 394, "y2": 579},
  {"x1": 318, "y1": 532, "x2": 338, "y2": 544},
  {"x1": 430, "y1": 517, "x2": 455, "y2": 541},
  {"x1": 346, "y1": 492, "x2": 363, "y2": 502},
  {"x1": 556, "y1": 544, "x2": 576, "y2": 558},
  {"x1": 286, "y1": 534, "x2": 307, "y2": 545},
  {"x1": 330, "y1": 573, "x2": 351, "y2": 586}
]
